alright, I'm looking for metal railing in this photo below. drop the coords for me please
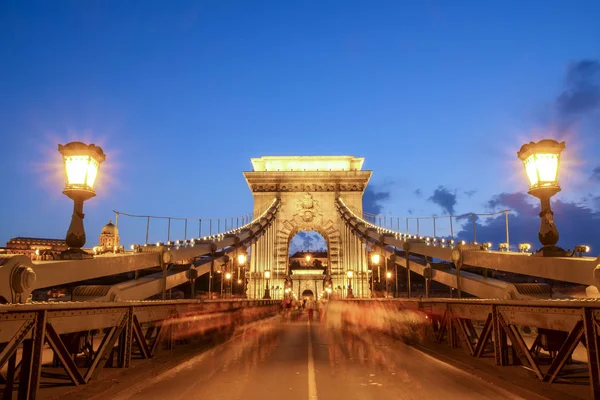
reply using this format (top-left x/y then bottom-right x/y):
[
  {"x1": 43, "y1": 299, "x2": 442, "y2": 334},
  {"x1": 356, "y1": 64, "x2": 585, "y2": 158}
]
[
  {"x1": 0, "y1": 299, "x2": 279, "y2": 399},
  {"x1": 343, "y1": 298, "x2": 600, "y2": 398},
  {"x1": 354, "y1": 208, "x2": 511, "y2": 247},
  {"x1": 113, "y1": 210, "x2": 254, "y2": 245},
  {"x1": 337, "y1": 198, "x2": 598, "y2": 293}
]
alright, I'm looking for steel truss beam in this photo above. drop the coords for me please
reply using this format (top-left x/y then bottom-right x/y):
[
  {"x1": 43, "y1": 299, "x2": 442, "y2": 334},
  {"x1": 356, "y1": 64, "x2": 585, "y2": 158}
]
[
  {"x1": 0, "y1": 200, "x2": 281, "y2": 304},
  {"x1": 0, "y1": 299, "x2": 278, "y2": 399},
  {"x1": 346, "y1": 298, "x2": 600, "y2": 398},
  {"x1": 335, "y1": 199, "x2": 600, "y2": 296}
]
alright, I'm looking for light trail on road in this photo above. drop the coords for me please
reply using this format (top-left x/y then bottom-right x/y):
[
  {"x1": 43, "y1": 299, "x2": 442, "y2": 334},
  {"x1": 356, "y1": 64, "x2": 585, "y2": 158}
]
[{"x1": 108, "y1": 314, "x2": 524, "y2": 400}]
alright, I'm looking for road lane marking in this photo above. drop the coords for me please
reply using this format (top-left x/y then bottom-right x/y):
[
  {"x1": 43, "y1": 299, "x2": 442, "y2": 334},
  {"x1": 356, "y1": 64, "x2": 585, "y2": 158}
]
[{"x1": 307, "y1": 321, "x2": 318, "y2": 400}]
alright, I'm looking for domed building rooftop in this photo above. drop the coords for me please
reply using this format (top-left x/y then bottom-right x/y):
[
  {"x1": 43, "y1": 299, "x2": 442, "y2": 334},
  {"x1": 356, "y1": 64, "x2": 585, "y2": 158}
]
[{"x1": 101, "y1": 220, "x2": 118, "y2": 236}]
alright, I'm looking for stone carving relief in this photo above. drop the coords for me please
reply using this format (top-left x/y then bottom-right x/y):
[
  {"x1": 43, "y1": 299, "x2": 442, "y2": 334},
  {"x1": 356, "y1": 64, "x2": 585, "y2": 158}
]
[
  {"x1": 293, "y1": 193, "x2": 323, "y2": 228},
  {"x1": 250, "y1": 181, "x2": 365, "y2": 192}
]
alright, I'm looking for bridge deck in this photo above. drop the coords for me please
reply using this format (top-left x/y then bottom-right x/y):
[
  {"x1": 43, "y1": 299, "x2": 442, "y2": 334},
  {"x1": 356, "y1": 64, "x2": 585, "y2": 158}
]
[{"x1": 41, "y1": 315, "x2": 533, "y2": 400}]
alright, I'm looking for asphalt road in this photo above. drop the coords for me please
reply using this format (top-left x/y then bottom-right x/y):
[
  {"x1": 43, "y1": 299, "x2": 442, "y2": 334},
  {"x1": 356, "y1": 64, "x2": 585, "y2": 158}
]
[{"x1": 109, "y1": 314, "x2": 523, "y2": 400}]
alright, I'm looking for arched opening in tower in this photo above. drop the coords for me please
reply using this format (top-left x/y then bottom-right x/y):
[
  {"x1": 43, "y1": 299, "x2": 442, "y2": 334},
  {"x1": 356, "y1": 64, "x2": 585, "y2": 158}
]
[
  {"x1": 287, "y1": 230, "x2": 328, "y2": 301},
  {"x1": 288, "y1": 230, "x2": 328, "y2": 270}
]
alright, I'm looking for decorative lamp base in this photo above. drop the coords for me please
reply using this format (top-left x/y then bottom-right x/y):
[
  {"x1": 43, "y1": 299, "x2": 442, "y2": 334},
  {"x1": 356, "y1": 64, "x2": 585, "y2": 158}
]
[
  {"x1": 263, "y1": 288, "x2": 271, "y2": 299},
  {"x1": 347, "y1": 288, "x2": 354, "y2": 298},
  {"x1": 533, "y1": 245, "x2": 572, "y2": 258},
  {"x1": 60, "y1": 248, "x2": 94, "y2": 260}
]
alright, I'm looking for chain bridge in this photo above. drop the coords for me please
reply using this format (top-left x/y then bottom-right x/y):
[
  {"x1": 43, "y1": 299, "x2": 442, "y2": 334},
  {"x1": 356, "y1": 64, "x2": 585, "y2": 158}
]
[{"x1": 2, "y1": 153, "x2": 600, "y2": 400}]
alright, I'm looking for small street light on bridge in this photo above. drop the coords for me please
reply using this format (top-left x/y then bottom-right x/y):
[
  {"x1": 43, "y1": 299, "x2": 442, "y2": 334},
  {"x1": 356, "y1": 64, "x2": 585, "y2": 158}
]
[
  {"x1": 517, "y1": 139, "x2": 568, "y2": 257},
  {"x1": 263, "y1": 270, "x2": 271, "y2": 299},
  {"x1": 347, "y1": 270, "x2": 354, "y2": 298},
  {"x1": 386, "y1": 271, "x2": 392, "y2": 298},
  {"x1": 370, "y1": 252, "x2": 380, "y2": 266},
  {"x1": 58, "y1": 142, "x2": 106, "y2": 259}
]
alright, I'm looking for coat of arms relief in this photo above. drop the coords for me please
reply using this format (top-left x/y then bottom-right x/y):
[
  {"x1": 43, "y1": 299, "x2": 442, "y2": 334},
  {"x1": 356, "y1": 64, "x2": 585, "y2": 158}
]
[{"x1": 294, "y1": 193, "x2": 322, "y2": 226}]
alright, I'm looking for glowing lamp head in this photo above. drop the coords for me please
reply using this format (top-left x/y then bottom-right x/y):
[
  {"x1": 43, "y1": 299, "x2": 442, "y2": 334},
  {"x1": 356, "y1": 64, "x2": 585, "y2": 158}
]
[
  {"x1": 517, "y1": 139, "x2": 565, "y2": 197},
  {"x1": 305, "y1": 254, "x2": 311, "y2": 263},
  {"x1": 371, "y1": 252, "x2": 380, "y2": 265},
  {"x1": 386, "y1": 271, "x2": 392, "y2": 279},
  {"x1": 237, "y1": 253, "x2": 247, "y2": 265},
  {"x1": 347, "y1": 270, "x2": 353, "y2": 278},
  {"x1": 519, "y1": 243, "x2": 532, "y2": 253},
  {"x1": 58, "y1": 142, "x2": 106, "y2": 199},
  {"x1": 225, "y1": 272, "x2": 232, "y2": 280},
  {"x1": 574, "y1": 245, "x2": 591, "y2": 256},
  {"x1": 264, "y1": 270, "x2": 271, "y2": 279}
]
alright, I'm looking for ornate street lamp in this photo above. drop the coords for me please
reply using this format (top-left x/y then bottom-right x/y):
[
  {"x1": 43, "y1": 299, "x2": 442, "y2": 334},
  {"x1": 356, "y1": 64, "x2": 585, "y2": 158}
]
[
  {"x1": 369, "y1": 249, "x2": 381, "y2": 296},
  {"x1": 305, "y1": 254, "x2": 311, "y2": 264},
  {"x1": 236, "y1": 250, "x2": 247, "y2": 296},
  {"x1": 263, "y1": 270, "x2": 271, "y2": 299},
  {"x1": 347, "y1": 270, "x2": 354, "y2": 298},
  {"x1": 58, "y1": 142, "x2": 106, "y2": 259},
  {"x1": 225, "y1": 272, "x2": 232, "y2": 298},
  {"x1": 370, "y1": 251, "x2": 380, "y2": 266},
  {"x1": 386, "y1": 271, "x2": 392, "y2": 298},
  {"x1": 517, "y1": 139, "x2": 568, "y2": 257}
]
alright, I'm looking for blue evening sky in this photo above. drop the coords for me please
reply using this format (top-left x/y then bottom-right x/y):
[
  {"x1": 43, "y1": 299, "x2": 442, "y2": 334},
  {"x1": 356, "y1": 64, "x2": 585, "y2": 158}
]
[{"x1": 1, "y1": 1, "x2": 599, "y2": 249}]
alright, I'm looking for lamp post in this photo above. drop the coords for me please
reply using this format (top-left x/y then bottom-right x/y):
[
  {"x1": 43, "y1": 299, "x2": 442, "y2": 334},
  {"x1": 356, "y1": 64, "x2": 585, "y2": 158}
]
[
  {"x1": 237, "y1": 252, "x2": 247, "y2": 266},
  {"x1": 517, "y1": 139, "x2": 568, "y2": 257},
  {"x1": 58, "y1": 142, "x2": 106, "y2": 259},
  {"x1": 347, "y1": 270, "x2": 354, "y2": 298},
  {"x1": 370, "y1": 250, "x2": 380, "y2": 298},
  {"x1": 386, "y1": 271, "x2": 392, "y2": 298},
  {"x1": 237, "y1": 250, "x2": 247, "y2": 297},
  {"x1": 225, "y1": 272, "x2": 232, "y2": 298},
  {"x1": 305, "y1": 254, "x2": 311, "y2": 265},
  {"x1": 263, "y1": 270, "x2": 271, "y2": 299}
]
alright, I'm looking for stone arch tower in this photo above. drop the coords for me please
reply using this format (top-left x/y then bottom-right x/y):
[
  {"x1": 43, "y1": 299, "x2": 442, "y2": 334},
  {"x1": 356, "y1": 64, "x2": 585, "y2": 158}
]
[{"x1": 243, "y1": 156, "x2": 372, "y2": 299}]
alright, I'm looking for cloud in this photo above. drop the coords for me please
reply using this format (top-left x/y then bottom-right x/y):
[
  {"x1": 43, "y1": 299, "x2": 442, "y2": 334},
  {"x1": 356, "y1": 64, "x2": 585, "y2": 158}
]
[
  {"x1": 363, "y1": 184, "x2": 391, "y2": 215},
  {"x1": 428, "y1": 186, "x2": 457, "y2": 215},
  {"x1": 298, "y1": 231, "x2": 314, "y2": 249},
  {"x1": 592, "y1": 166, "x2": 600, "y2": 182},
  {"x1": 555, "y1": 59, "x2": 600, "y2": 131},
  {"x1": 464, "y1": 190, "x2": 476, "y2": 198},
  {"x1": 414, "y1": 189, "x2": 423, "y2": 198},
  {"x1": 289, "y1": 231, "x2": 326, "y2": 254},
  {"x1": 407, "y1": 209, "x2": 414, "y2": 215},
  {"x1": 456, "y1": 192, "x2": 600, "y2": 253}
]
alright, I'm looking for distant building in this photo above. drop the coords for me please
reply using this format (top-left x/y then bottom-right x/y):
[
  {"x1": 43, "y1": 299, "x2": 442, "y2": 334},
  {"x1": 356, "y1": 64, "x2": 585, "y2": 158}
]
[
  {"x1": 289, "y1": 251, "x2": 328, "y2": 268},
  {"x1": 99, "y1": 220, "x2": 120, "y2": 249},
  {"x1": 1, "y1": 220, "x2": 122, "y2": 260},
  {"x1": 0, "y1": 237, "x2": 68, "y2": 260}
]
